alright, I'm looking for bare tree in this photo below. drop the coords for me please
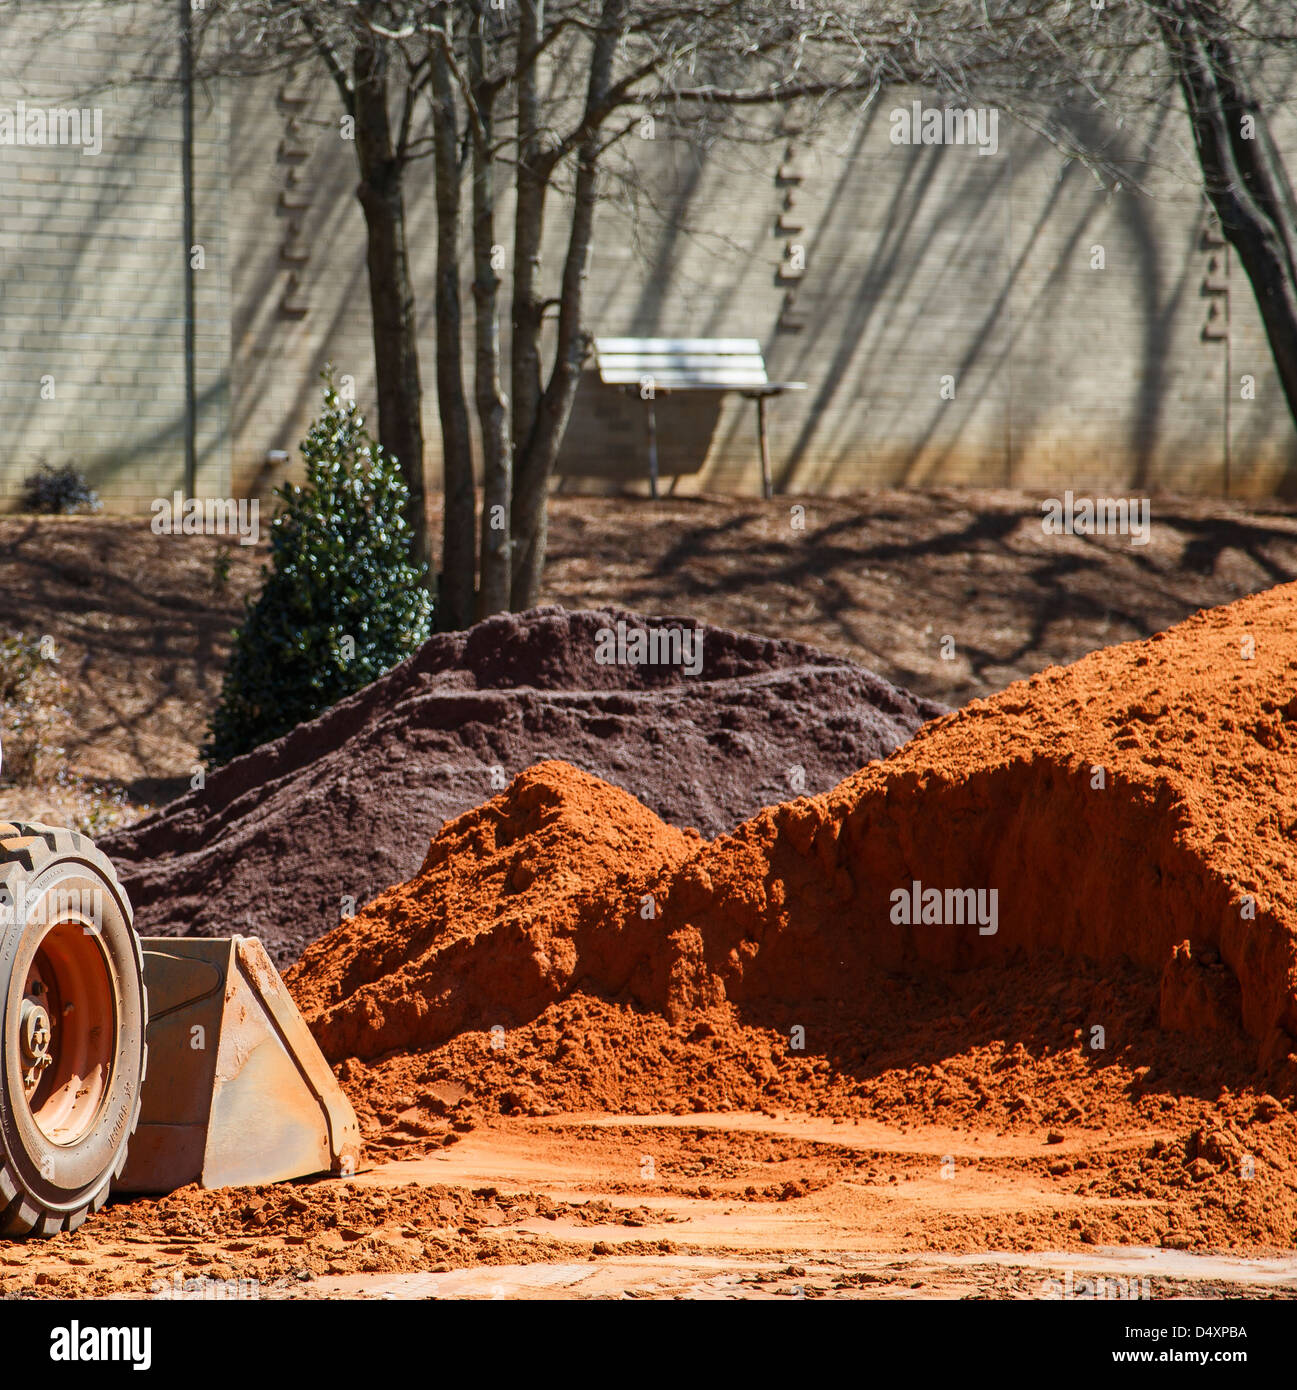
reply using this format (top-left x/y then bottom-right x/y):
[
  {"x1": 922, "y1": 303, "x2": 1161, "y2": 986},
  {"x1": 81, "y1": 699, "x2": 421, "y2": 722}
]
[
  {"x1": 1153, "y1": 0, "x2": 1297, "y2": 424},
  {"x1": 895, "y1": 0, "x2": 1297, "y2": 434},
  {"x1": 412, "y1": 0, "x2": 922, "y2": 617},
  {"x1": 349, "y1": 16, "x2": 434, "y2": 583},
  {"x1": 170, "y1": 0, "x2": 934, "y2": 623},
  {"x1": 25, "y1": 0, "x2": 1297, "y2": 618}
]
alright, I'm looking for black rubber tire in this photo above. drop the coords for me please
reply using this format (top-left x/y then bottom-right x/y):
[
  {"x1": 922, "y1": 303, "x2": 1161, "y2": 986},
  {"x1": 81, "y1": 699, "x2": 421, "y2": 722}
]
[{"x1": 0, "y1": 823, "x2": 146, "y2": 1236}]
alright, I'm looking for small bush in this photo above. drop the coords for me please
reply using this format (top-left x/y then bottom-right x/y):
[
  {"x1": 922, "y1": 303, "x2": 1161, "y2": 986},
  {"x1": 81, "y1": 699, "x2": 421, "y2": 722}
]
[
  {"x1": 21, "y1": 463, "x2": 102, "y2": 515},
  {"x1": 202, "y1": 375, "x2": 433, "y2": 766},
  {"x1": 54, "y1": 770, "x2": 130, "y2": 838},
  {"x1": 0, "y1": 633, "x2": 66, "y2": 785},
  {"x1": 0, "y1": 633, "x2": 42, "y2": 708}
]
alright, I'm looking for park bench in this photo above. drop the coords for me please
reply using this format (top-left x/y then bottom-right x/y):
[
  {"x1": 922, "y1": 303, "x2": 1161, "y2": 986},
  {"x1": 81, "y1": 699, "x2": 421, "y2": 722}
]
[{"x1": 593, "y1": 337, "x2": 806, "y2": 499}]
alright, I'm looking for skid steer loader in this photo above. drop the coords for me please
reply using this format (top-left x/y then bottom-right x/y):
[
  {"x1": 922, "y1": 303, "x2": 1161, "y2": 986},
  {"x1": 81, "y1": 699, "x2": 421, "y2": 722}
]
[{"x1": 0, "y1": 738, "x2": 359, "y2": 1236}]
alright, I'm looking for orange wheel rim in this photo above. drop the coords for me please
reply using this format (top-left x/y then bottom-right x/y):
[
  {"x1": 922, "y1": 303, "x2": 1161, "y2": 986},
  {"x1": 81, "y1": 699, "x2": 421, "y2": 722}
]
[{"x1": 21, "y1": 921, "x2": 115, "y2": 1145}]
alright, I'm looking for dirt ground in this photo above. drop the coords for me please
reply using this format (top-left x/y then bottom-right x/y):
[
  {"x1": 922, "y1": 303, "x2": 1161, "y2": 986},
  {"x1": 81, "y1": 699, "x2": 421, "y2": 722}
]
[
  {"x1": 6, "y1": 1113, "x2": 1296, "y2": 1300},
  {"x1": 4, "y1": 489, "x2": 1297, "y2": 818},
  {"x1": 6, "y1": 490, "x2": 1297, "y2": 1301},
  {"x1": 541, "y1": 489, "x2": 1297, "y2": 705},
  {"x1": 0, "y1": 515, "x2": 258, "y2": 827}
]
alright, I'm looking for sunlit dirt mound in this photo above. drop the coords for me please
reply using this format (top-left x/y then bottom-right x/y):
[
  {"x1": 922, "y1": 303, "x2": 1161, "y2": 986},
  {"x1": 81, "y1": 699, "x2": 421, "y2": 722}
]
[
  {"x1": 651, "y1": 581, "x2": 1297, "y2": 1071},
  {"x1": 329, "y1": 974, "x2": 1297, "y2": 1255},
  {"x1": 291, "y1": 584, "x2": 1297, "y2": 1091},
  {"x1": 287, "y1": 763, "x2": 700, "y2": 1061}
]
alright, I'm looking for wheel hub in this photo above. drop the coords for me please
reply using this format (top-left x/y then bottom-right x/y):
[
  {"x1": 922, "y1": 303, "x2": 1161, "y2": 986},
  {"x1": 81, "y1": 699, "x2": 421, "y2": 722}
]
[
  {"x1": 20, "y1": 995, "x2": 52, "y2": 1090},
  {"x1": 18, "y1": 924, "x2": 114, "y2": 1146}
]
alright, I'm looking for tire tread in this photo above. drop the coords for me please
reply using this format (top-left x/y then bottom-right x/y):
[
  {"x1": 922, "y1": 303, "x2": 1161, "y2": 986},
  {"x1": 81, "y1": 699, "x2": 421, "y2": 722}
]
[{"x1": 0, "y1": 823, "x2": 145, "y2": 1238}]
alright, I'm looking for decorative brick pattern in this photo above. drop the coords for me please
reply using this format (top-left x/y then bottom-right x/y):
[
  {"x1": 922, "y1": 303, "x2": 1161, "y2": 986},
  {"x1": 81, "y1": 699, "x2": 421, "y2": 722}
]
[{"x1": 1, "y1": 24, "x2": 1294, "y2": 509}]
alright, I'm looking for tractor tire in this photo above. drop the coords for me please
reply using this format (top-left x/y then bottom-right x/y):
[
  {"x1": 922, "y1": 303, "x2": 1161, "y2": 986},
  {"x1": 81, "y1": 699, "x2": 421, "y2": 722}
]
[{"x1": 0, "y1": 822, "x2": 146, "y2": 1236}]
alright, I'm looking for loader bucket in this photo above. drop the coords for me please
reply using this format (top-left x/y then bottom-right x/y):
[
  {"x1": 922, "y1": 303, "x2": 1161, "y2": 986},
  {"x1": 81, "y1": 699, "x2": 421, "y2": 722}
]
[{"x1": 114, "y1": 936, "x2": 361, "y2": 1194}]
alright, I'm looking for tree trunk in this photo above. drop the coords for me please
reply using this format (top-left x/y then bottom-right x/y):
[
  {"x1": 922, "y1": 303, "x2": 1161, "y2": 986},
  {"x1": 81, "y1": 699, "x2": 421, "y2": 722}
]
[
  {"x1": 511, "y1": 0, "x2": 624, "y2": 609},
  {"x1": 509, "y1": 146, "x2": 597, "y2": 609},
  {"x1": 429, "y1": 19, "x2": 478, "y2": 630},
  {"x1": 352, "y1": 38, "x2": 432, "y2": 585},
  {"x1": 1159, "y1": 0, "x2": 1297, "y2": 428},
  {"x1": 470, "y1": 5, "x2": 512, "y2": 618},
  {"x1": 509, "y1": 0, "x2": 549, "y2": 605},
  {"x1": 508, "y1": 151, "x2": 596, "y2": 609}
]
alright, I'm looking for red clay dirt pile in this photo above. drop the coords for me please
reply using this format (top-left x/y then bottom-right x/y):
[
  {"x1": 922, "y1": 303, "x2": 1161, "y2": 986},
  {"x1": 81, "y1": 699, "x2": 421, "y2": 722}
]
[
  {"x1": 104, "y1": 605, "x2": 941, "y2": 964},
  {"x1": 291, "y1": 582, "x2": 1297, "y2": 1085}
]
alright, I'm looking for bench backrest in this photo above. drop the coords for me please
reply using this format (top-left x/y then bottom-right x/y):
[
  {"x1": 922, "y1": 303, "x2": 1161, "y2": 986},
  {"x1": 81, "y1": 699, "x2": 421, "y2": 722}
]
[{"x1": 593, "y1": 337, "x2": 769, "y2": 390}]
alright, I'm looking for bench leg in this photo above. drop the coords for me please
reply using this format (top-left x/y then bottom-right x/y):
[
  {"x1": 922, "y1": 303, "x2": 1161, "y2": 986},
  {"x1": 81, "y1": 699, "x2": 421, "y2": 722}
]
[
  {"x1": 757, "y1": 394, "x2": 773, "y2": 500},
  {"x1": 646, "y1": 397, "x2": 659, "y2": 500}
]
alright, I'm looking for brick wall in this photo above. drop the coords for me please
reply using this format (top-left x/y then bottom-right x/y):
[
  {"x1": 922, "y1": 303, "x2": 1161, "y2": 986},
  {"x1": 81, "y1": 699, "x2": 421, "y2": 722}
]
[
  {"x1": 0, "y1": 4, "x2": 229, "y2": 514},
  {"x1": 3, "y1": 13, "x2": 1295, "y2": 510},
  {"x1": 222, "y1": 70, "x2": 1297, "y2": 502}
]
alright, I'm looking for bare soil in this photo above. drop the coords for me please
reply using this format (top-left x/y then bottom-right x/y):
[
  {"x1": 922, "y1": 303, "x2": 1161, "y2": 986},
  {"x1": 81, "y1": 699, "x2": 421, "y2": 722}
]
[
  {"x1": 6, "y1": 1114, "x2": 1296, "y2": 1300},
  {"x1": 4, "y1": 489, "x2": 1297, "y2": 809},
  {"x1": 540, "y1": 489, "x2": 1297, "y2": 705},
  {"x1": 101, "y1": 607, "x2": 938, "y2": 965},
  {"x1": 0, "y1": 516, "x2": 258, "y2": 825},
  {"x1": 5, "y1": 491, "x2": 1297, "y2": 1300}
]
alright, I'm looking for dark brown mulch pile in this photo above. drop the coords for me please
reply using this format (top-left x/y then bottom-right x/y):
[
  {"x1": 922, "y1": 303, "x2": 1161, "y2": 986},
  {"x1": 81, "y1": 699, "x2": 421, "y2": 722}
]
[{"x1": 103, "y1": 606, "x2": 943, "y2": 965}]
